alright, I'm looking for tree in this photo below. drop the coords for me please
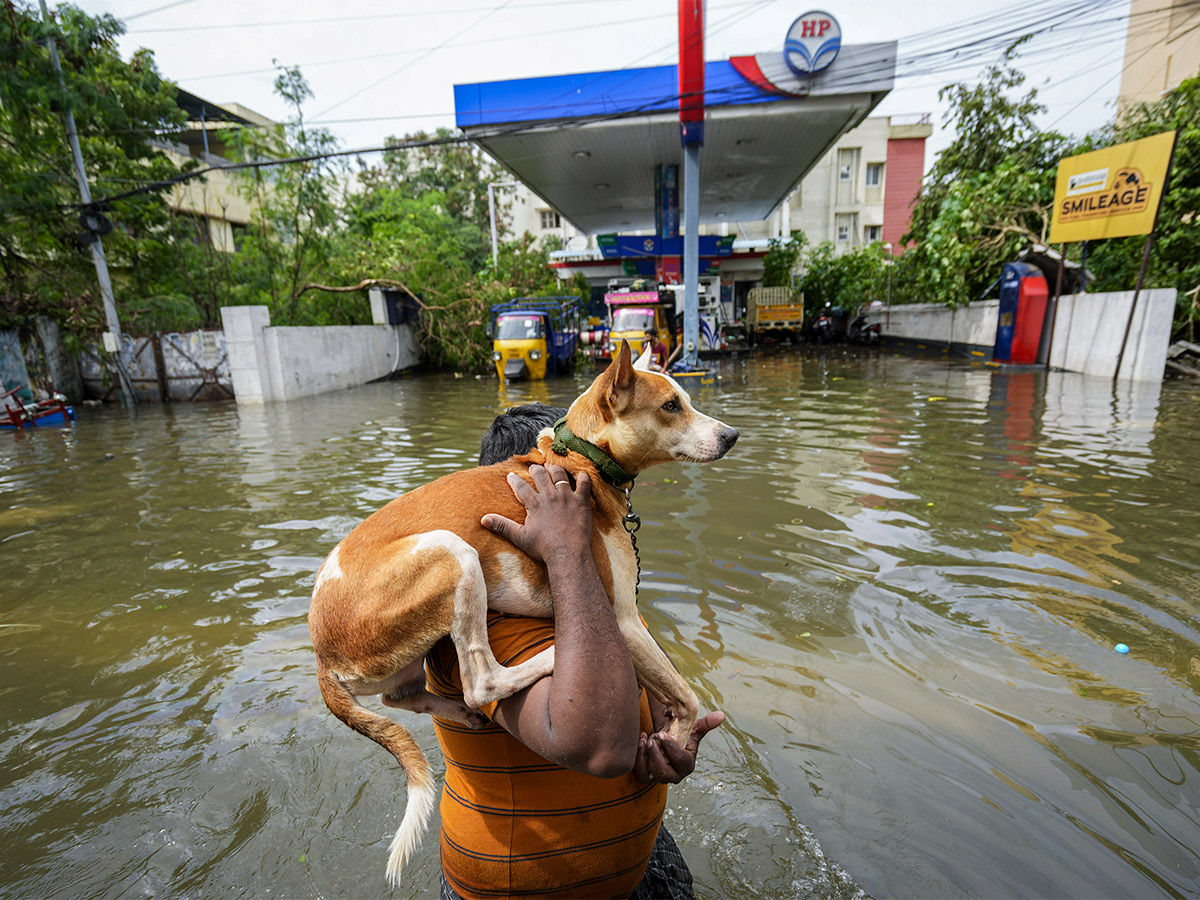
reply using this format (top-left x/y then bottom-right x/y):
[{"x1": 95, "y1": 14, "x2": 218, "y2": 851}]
[
  {"x1": 799, "y1": 241, "x2": 887, "y2": 313},
  {"x1": 0, "y1": 1, "x2": 186, "y2": 334},
  {"x1": 761, "y1": 234, "x2": 806, "y2": 288},
  {"x1": 222, "y1": 63, "x2": 361, "y2": 325},
  {"x1": 902, "y1": 51, "x2": 1066, "y2": 307}
]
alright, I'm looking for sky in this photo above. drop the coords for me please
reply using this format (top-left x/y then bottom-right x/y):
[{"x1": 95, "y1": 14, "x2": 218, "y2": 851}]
[{"x1": 67, "y1": 0, "x2": 1137, "y2": 175}]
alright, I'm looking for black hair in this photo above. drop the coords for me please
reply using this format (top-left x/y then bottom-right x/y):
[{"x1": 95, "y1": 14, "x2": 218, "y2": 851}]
[{"x1": 479, "y1": 403, "x2": 569, "y2": 466}]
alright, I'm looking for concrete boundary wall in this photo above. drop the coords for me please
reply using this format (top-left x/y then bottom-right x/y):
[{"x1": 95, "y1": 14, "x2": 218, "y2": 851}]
[
  {"x1": 866, "y1": 300, "x2": 998, "y2": 351},
  {"x1": 863, "y1": 289, "x2": 1174, "y2": 382},
  {"x1": 221, "y1": 305, "x2": 419, "y2": 403},
  {"x1": 1048, "y1": 289, "x2": 1174, "y2": 381}
]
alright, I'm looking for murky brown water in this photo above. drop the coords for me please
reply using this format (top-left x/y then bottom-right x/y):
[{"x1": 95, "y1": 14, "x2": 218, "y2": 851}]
[{"x1": 2, "y1": 351, "x2": 1199, "y2": 899}]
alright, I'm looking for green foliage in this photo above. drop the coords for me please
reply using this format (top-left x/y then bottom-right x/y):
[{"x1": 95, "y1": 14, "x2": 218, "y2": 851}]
[
  {"x1": 798, "y1": 241, "x2": 889, "y2": 313},
  {"x1": 903, "y1": 50, "x2": 1198, "y2": 331},
  {"x1": 220, "y1": 63, "x2": 361, "y2": 325},
  {"x1": 761, "y1": 234, "x2": 806, "y2": 287},
  {"x1": 0, "y1": 0, "x2": 187, "y2": 333},
  {"x1": 903, "y1": 52, "x2": 1066, "y2": 307}
]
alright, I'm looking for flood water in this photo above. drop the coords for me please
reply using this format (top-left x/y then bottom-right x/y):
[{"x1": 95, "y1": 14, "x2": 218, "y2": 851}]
[{"x1": 2, "y1": 350, "x2": 1199, "y2": 900}]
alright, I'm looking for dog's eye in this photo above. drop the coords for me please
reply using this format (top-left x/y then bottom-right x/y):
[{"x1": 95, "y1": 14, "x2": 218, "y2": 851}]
[{"x1": 662, "y1": 399, "x2": 679, "y2": 413}]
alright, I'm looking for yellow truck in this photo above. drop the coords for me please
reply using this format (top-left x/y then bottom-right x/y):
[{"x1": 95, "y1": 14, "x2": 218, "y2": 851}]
[{"x1": 746, "y1": 286, "x2": 804, "y2": 343}]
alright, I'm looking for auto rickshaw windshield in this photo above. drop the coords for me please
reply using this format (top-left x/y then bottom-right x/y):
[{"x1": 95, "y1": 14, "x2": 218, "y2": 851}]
[
  {"x1": 496, "y1": 316, "x2": 547, "y2": 340},
  {"x1": 611, "y1": 309, "x2": 656, "y2": 333}
]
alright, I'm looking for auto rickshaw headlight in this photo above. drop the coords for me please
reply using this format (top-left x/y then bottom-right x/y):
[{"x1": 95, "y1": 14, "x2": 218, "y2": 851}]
[
  {"x1": 492, "y1": 351, "x2": 502, "y2": 361},
  {"x1": 529, "y1": 349, "x2": 542, "y2": 360},
  {"x1": 608, "y1": 341, "x2": 618, "y2": 353}
]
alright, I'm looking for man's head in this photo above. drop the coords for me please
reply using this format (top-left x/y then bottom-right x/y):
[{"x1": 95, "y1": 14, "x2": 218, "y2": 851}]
[{"x1": 479, "y1": 403, "x2": 569, "y2": 466}]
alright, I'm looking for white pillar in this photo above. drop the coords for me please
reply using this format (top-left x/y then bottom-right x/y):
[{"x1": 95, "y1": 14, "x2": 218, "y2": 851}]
[
  {"x1": 683, "y1": 142, "x2": 701, "y2": 368},
  {"x1": 221, "y1": 305, "x2": 273, "y2": 404}
]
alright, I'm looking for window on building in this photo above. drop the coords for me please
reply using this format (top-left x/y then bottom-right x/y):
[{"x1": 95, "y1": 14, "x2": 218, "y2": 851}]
[
  {"x1": 865, "y1": 225, "x2": 881, "y2": 243},
  {"x1": 539, "y1": 210, "x2": 561, "y2": 230},
  {"x1": 837, "y1": 224, "x2": 851, "y2": 243},
  {"x1": 839, "y1": 164, "x2": 852, "y2": 181},
  {"x1": 865, "y1": 163, "x2": 885, "y2": 187}
]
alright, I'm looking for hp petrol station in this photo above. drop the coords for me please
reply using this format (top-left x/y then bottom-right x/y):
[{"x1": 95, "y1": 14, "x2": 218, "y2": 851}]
[{"x1": 453, "y1": 5, "x2": 899, "y2": 369}]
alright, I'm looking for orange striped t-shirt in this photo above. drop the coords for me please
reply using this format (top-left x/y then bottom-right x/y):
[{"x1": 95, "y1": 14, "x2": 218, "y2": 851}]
[{"x1": 426, "y1": 613, "x2": 667, "y2": 899}]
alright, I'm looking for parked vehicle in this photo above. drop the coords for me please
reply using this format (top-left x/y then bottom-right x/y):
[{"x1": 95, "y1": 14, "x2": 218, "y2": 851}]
[
  {"x1": 848, "y1": 315, "x2": 881, "y2": 345},
  {"x1": 746, "y1": 286, "x2": 804, "y2": 343},
  {"x1": 811, "y1": 313, "x2": 835, "y2": 344},
  {"x1": 489, "y1": 297, "x2": 581, "y2": 382},
  {"x1": 603, "y1": 290, "x2": 677, "y2": 362},
  {"x1": 807, "y1": 305, "x2": 850, "y2": 344}
]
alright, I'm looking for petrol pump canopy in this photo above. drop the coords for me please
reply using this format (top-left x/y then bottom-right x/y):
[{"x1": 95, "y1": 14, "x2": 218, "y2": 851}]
[{"x1": 453, "y1": 41, "x2": 897, "y2": 235}]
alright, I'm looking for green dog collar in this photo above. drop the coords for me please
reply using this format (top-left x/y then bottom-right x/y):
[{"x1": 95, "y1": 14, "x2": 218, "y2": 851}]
[{"x1": 549, "y1": 417, "x2": 635, "y2": 489}]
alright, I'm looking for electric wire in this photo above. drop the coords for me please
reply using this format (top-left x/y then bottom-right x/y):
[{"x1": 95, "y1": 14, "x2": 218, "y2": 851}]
[
  {"x1": 170, "y1": 0, "x2": 1169, "y2": 116},
  {"x1": 135, "y1": 0, "x2": 1162, "y2": 137},
  {"x1": 21, "y1": 0, "x2": 1195, "y2": 208},
  {"x1": 309, "y1": 0, "x2": 517, "y2": 121},
  {"x1": 120, "y1": 0, "x2": 198, "y2": 22},
  {"x1": 125, "y1": 0, "x2": 668, "y2": 33}
]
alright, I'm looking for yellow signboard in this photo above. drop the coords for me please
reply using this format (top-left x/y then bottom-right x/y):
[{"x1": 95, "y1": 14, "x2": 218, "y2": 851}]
[{"x1": 1049, "y1": 130, "x2": 1177, "y2": 243}]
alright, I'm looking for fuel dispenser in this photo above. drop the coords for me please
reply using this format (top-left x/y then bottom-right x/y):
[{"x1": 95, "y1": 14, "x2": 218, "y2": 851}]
[{"x1": 993, "y1": 262, "x2": 1049, "y2": 365}]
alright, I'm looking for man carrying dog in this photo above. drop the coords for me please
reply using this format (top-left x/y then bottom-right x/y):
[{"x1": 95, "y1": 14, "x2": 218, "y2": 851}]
[{"x1": 425, "y1": 406, "x2": 725, "y2": 899}]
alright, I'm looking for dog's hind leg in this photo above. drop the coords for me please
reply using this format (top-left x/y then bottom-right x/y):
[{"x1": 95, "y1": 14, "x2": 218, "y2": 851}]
[
  {"x1": 380, "y1": 658, "x2": 489, "y2": 728},
  {"x1": 414, "y1": 531, "x2": 555, "y2": 709}
]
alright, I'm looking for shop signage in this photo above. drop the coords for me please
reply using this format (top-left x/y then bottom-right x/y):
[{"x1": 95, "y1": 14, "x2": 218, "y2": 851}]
[
  {"x1": 655, "y1": 164, "x2": 679, "y2": 239},
  {"x1": 597, "y1": 234, "x2": 735, "y2": 259},
  {"x1": 1049, "y1": 131, "x2": 1177, "y2": 243}
]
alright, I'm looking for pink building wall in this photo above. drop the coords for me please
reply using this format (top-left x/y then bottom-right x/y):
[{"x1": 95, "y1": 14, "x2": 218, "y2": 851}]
[{"x1": 883, "y1": 137, "x2": 927, "y2": 254}]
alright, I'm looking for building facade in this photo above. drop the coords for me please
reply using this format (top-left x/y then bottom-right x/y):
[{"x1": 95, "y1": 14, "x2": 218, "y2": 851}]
[
  {"x1": 154, "y1": 91, "x2": 276, "y2": 253},
  {"x1": 1118, "y1": 0, "x2": 1200, "y2": 109},
  {"x1": 731, "y1": 113, "x2": 932, "y2": 254}
]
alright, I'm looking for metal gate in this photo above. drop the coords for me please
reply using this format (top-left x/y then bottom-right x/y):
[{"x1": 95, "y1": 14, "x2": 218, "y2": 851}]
[{"x1": 80, "y1": 330, "x2": 234, "y2": 402}]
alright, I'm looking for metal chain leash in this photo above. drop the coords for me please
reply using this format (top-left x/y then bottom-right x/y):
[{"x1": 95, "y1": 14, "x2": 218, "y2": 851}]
[{"x1": 623, "y1": 486, "x2": 641, "y2": 596}]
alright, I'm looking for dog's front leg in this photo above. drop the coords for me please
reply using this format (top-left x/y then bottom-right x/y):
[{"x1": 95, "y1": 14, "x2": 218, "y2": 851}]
[{"x1": 615, "y1": 613, "x2": 699, "y2": 745}]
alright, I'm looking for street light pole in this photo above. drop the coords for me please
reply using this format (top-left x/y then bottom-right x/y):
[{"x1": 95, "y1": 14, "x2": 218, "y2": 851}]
[
  {"x1": 883, "y1": 242, "x2": 893, "y2": 333},
  {"x1": 488, "y1": 181, "x2": 520, "y2": 269}
]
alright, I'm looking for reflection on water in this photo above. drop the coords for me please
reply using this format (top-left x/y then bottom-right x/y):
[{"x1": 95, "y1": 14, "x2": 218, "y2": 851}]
[{"x1": 2, "y1": 354, "x2": 1200, "y2": 899}]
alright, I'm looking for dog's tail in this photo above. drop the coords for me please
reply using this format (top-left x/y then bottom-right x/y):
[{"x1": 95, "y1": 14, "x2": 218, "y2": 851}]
[{"x1": 317, "y1": 663, "x2": 436, "y2": 888}]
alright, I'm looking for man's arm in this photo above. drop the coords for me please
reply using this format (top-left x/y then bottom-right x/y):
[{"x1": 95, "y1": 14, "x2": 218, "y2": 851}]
[{"x1": 480, "y1": 463, "x2": 641, "y2": 777}]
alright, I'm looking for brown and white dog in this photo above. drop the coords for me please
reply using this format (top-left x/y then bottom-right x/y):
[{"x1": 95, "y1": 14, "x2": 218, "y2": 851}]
[{"x1": 307, "y1": 341, "x2": 738, "y2": 886}]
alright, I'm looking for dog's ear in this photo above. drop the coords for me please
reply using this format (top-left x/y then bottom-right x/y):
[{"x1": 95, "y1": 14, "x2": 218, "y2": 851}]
[
  {"x1": 607, "y1": 340, "x2": 636, "y2": 409},
  {"x1": 633, "y1": 342, "x2": 653, "y2": 371}
]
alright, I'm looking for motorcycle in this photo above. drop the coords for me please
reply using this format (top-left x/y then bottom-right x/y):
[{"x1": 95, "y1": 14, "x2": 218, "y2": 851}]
[
  {"x1": 848, "y1": 315, "x2": 881, "y2": 346},
  {"x1": 811, "y1": 314, "x2": 834, "y2": 344}
]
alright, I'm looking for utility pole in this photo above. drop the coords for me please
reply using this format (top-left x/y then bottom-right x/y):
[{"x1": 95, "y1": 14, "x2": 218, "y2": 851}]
[
  {"x1": 488, "y1": 181, "x2": 520, "y2": 269},
  {"x1": 39, "y1": 0, "x2": 136, "y2": 406}
]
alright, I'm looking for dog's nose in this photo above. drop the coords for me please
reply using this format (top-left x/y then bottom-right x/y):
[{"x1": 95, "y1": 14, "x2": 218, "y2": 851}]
[{"x1": 718, "y1": 426, "x2": 739, "y2": 454}]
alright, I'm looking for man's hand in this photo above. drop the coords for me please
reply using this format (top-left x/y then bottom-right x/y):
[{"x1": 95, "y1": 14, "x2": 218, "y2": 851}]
[
  {"x1": 634, "y1": 711, "x2": 726, "y2": 785},
  {"x1": 481, "y1": 463, "x2": 593, "y2": 566}
]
